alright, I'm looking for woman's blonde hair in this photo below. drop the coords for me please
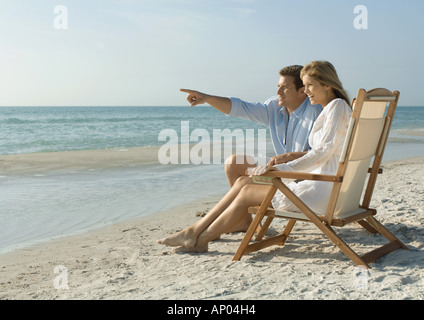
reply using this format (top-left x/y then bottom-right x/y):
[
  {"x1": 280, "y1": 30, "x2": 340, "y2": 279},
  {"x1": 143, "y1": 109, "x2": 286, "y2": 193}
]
[{"x1": 301, "y1": 61, "x2": 351, "y2": 106}]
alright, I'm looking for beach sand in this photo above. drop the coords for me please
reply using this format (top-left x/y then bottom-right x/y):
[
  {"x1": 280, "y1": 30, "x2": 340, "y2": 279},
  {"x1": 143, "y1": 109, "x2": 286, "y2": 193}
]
[{"x1": 0, "y1": 154, "x2": 423, "y2": 300}]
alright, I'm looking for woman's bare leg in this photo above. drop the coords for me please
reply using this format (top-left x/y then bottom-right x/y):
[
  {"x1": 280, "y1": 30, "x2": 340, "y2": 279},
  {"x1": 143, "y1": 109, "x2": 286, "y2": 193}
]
[
  {"x1": 225, "y1": 155, "x2": 257, "y2": 187},
  {"x1": 174, "y1": 184, "x2": 272, "y2": 252},
  {"x1": 157, "y1": 175, "x2": 255, "y2": 248}
]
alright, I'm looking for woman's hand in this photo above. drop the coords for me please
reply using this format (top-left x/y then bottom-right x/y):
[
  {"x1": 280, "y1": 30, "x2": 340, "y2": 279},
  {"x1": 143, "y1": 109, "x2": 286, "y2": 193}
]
[
  {"x1": 248, "y1": 165, "x2": 277, "y2": 176},
  {"x1": 267, "y1": 152, "x2": 307, "y2": 166}
]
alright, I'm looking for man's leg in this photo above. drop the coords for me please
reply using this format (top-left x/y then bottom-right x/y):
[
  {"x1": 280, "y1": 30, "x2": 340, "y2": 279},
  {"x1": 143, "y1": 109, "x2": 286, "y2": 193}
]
[
  {"x1": 175, "y1": 184, "x2": 272, "y2": 252},
  {"x1": 224, "y1": 154, "x2": 259, "y2": 233},
  {"x1": 157, "y1": 175, "x2": 254, "y2": 248}
]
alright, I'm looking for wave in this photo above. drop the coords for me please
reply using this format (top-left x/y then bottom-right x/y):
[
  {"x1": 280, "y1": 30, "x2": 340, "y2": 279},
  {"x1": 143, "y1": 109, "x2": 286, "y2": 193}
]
[
  {"x1": 393, "y1": 128, "x2": 424, "y2": 137},
  {"x1": 2, "y1": 117, "x2": 144, "y2": 124},
  {"x1": 1, "y1": 116, "x2": 188, "y2": 125},
  {"x1": 1, "y1": 118, "x2": 33, "y2": 124},
  {"x1": 388, "y1": 137, "x2": 424, "y2": 144}
]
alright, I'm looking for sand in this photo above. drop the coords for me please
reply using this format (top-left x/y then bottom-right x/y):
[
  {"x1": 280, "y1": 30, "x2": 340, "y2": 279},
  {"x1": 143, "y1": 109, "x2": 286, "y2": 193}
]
[{"x1": 0, "y1": 155, "x2": 423, "y2": 300}]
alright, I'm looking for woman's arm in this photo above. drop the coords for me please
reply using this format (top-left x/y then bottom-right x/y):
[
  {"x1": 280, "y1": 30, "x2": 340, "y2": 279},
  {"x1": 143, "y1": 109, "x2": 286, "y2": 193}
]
[
  {"x1": 275, "y1": 99, "x2": 351, "y2": 173},
  {"x1": 267, "y1": 152, "x2": 307, "y2": 167}
]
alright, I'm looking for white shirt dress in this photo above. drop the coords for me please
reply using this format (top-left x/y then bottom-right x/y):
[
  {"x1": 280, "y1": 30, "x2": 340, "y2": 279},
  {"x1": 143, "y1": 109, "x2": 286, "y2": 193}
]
[{"x1": 271, "y1": 98, "x2": 352, "y2": 215}]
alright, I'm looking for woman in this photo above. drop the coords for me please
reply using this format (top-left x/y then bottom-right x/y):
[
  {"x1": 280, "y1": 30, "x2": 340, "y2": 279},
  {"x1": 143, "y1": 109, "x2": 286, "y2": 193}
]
[{"x1": 157, "y1": 61, "x2": 352, "y2": 253}]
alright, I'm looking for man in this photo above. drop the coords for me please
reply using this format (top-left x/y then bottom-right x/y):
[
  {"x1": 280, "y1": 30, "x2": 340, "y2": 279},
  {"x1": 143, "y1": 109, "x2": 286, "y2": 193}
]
[{"x1": 181, "y1": 65, "x2": 322, "y2": 187}]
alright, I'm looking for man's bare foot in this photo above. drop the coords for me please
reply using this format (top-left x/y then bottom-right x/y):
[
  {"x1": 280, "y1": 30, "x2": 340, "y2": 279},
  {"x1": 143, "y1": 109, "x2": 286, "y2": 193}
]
[
  {"x1": 173, "y1": 243, "x2": 208, "y2": 253},
  {"x1": 157, "y1": 228, "x2": 197, "y2": 248}
]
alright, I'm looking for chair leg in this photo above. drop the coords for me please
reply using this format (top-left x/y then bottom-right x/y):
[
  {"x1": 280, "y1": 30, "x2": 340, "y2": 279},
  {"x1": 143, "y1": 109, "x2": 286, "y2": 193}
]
[
  {"x1": 361, "y1": 241, "x2": 404, "y2": 264},
  {"x1": 233, "y1": 208, "x2": 266, "y2": 261},
  {"x1": 240, "y1": 219, "x2": 296, "y2": 256},
  {"x1": 319, "y1": 224, "x2": 371, "y2": 268},
  {"x1": 357, "y1": 220, "x2": 378, "y2": 234},
  {"x1": 366, "y1": 216, "x2": 408, "y2": 250},
  {"x1": 279, "y1": 219, "x2": 296, "y2": 246},
  {"x1": 255, "y1": 212, "x2": 275, "y2": 241},
  {"x1": 272, "y1": 178, "x2": 371, "y2": 268},
  {"x1": 360, "y1": 216, "x2": 408, "y2": 264},
  {"x1": 233, "y1": 186, "x2": 277, "y2": 261},
  {"x1": 345, "y1": 217, "x2": 408, "y2": 265}
]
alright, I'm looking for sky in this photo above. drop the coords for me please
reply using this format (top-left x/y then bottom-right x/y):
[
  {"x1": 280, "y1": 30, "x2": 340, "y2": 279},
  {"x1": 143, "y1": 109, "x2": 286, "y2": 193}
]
[{"x1": 0, "y1": 0, "x2": 423, "y2": 107}]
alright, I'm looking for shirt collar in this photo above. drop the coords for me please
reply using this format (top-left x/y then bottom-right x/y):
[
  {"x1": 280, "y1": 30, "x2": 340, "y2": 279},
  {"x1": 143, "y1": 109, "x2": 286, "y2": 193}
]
[{"x1": 280, "y1": 98, "x2": 309, "y2": 119}]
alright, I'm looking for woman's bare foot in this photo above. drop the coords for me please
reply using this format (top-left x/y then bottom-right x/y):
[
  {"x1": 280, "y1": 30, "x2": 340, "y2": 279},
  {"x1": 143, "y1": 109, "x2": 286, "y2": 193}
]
[
  {"x1": 157, "y1": 228, "x2": 197, "y2": 248},
  {"x1": 173, "y1": 243, "x2": 208, "y2": 253}
]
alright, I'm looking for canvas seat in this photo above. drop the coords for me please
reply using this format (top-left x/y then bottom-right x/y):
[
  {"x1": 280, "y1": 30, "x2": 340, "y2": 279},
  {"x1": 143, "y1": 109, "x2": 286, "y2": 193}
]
[{"x1": 233, "y1": 88, "x2": 408, "y2": 268}]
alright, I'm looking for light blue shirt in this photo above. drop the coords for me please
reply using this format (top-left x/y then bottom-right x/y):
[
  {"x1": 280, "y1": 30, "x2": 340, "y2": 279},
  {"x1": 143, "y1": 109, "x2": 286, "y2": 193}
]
[{"x1": 228, "y1": 96, "x2": 322, "y2": 155}]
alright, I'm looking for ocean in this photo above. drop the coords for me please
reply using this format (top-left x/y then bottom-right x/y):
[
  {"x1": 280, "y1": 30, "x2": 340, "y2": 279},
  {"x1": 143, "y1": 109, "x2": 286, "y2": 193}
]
[
  {"x1": 0, "y1": 106, "x2": 270, "y2": 156},
  {"x1": 1, "y1": 105, "x2": 423, "y2": 254}
]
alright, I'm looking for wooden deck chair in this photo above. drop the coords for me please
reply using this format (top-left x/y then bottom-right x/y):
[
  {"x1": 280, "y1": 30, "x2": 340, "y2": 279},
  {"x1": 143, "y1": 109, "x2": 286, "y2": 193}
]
[{"x1": 233, "y1": 88, "x2": 408, "y2": 268}]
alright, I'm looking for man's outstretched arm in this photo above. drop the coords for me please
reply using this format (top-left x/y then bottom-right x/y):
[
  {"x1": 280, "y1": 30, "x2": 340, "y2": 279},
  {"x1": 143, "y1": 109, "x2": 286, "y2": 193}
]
[{"x1": 180, "y1": 89, "x2": 231, "y2": 115}]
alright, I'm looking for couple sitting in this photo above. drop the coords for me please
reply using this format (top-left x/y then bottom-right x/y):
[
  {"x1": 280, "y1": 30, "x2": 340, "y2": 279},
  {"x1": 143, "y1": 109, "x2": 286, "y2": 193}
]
[{"x1": 158, "y1": 61, "x2": 352, "y2": 253}]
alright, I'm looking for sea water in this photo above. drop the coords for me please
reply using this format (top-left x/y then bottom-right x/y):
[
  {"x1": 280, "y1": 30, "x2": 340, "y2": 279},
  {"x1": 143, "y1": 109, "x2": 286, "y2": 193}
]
[
  {"x1": 1, "y1": 106, "x2": 423, "y2": 158},
  {"x1": 0, "y1": 106, "x2": 423, "y2": 254},
  {"x1": 0, "y1": 106, "x2": 269, "y2": 155}
]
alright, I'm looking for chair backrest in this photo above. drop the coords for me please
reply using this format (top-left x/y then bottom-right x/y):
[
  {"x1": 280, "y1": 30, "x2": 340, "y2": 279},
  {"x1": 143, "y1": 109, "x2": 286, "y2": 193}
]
[{"x1": 329, "y1": 89, "x2": 400, "y2": 219}]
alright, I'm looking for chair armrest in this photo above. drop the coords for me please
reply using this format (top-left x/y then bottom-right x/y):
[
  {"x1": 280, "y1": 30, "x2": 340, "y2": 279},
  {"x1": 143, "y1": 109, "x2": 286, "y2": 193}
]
[
  {"x1": 254, "y1": 171, "x2": 343, "y2": 183},
  {"x1": 248, "y1": 167, "x2": 380, "y2": 185}
]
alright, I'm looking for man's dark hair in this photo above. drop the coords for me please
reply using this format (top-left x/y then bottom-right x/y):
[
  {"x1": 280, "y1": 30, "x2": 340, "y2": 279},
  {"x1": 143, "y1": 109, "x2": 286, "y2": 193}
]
[{"x1": 279, "y1": 65, "x2": 304, "y2": 91}]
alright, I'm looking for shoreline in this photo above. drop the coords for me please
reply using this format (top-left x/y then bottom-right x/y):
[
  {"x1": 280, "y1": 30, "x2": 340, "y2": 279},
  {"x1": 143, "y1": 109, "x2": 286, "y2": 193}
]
[
  {"x1": 1, "y1": 142, "x2": 423, "y2": 175},
  {"x1": 0, "y1": 194, "x2": 224, "y2": 265},
  {"x1": 0, "y1": 146, "x2": 231, "y2": 256},
  {"x1": 0, "y1": 146, "x2": 162, "y2": 176},
  {"x1": 0, "y1": 156, "x2": 423, "y2": 299}
]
